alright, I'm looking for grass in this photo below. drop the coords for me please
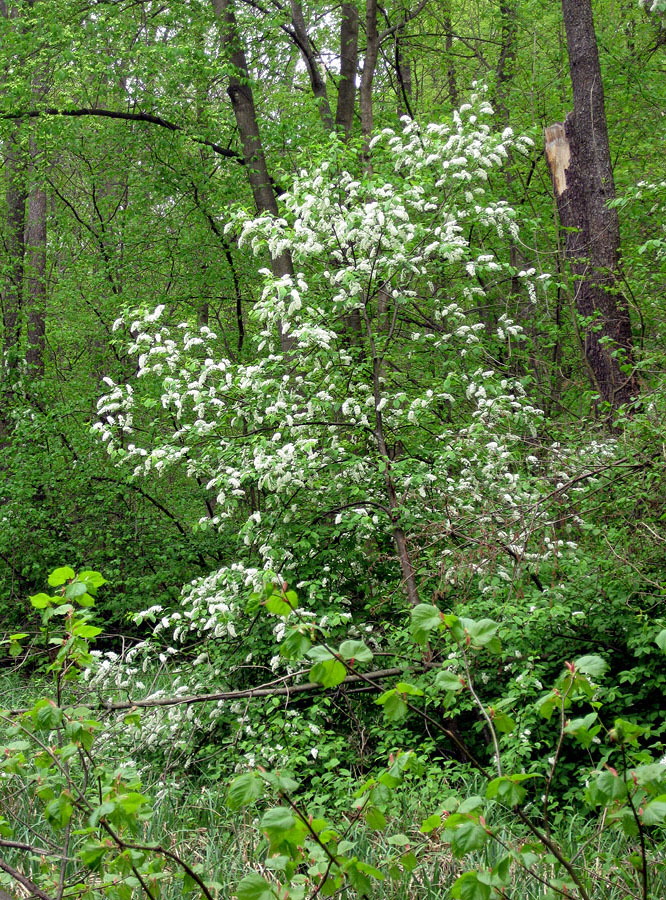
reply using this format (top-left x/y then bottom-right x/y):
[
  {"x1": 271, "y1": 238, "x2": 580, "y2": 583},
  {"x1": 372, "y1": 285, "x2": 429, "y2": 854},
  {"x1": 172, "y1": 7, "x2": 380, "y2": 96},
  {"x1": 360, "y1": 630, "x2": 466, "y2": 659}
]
[{"x1": 0, "y1": 673, "x2": 664, "y2": 899}]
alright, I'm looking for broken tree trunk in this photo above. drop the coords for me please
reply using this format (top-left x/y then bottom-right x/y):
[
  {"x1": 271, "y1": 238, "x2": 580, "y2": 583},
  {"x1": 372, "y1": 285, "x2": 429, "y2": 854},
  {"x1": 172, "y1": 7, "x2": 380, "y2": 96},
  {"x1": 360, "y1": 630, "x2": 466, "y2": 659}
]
[{"x1": 545, "y1": 0, "x2": 639, "y2": 411}]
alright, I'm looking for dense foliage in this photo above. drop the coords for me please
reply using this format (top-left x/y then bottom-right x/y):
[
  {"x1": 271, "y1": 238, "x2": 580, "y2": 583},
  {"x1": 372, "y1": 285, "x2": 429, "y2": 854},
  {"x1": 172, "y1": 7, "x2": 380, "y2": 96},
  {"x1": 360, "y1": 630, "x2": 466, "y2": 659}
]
[{"x1": 1, "y1": 1, "x2": 665, "y2": 899}]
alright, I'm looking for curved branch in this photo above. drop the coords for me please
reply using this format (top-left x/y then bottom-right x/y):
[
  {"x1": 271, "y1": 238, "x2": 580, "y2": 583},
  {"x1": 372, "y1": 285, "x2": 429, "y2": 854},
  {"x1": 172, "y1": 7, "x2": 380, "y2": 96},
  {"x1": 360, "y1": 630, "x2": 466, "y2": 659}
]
[{"x1": 0, "y1": 107, "x2": 245, "y2": 163}]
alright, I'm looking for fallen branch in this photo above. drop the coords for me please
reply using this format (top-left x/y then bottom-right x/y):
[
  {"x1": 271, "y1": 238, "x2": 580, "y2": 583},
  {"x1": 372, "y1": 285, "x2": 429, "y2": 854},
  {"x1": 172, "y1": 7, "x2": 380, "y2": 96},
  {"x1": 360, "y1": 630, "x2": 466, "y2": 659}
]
[{"x1": 100, "y1": 666, "x2": 415, "y2": 711}]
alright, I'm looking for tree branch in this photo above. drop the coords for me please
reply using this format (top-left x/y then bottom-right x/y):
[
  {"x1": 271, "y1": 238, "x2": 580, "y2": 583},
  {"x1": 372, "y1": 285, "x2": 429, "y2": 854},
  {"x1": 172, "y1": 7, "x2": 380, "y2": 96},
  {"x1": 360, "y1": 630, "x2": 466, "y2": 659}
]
[
  {"x1": 0, "y1": 107, "x2": 245, "y2": 163},
  {"x1": 100, "y1": 666, "x2": 416, "y2": 711}
]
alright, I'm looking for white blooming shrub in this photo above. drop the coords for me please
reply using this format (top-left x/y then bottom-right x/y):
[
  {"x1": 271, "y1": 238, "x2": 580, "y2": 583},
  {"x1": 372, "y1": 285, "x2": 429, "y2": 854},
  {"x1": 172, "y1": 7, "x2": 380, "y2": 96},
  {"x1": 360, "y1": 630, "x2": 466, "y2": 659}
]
[{"x1": 89, "y1": 91, "x2": 628, "y2": 770}]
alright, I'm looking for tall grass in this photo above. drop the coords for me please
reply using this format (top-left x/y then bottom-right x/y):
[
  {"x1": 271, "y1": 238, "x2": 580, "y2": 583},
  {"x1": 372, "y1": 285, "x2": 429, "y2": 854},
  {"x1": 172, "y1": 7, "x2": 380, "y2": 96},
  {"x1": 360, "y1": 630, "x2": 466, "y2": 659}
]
[{"x1": 1, "y1": 671, "x2": 664, "y2": 899}]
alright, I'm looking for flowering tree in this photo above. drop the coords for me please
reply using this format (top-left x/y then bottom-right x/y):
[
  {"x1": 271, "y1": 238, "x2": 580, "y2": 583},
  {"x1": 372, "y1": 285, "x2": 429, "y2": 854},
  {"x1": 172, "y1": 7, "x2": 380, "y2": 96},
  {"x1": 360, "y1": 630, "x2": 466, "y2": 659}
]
[
  {"x1": 88, "y1": 91, "x2": 578, "y2": 768},
  {"x1": 2, "y1": 91, "x2": 666, "y2": 900},
  {"x1": 96, "y1": 91, "x2": 539, "y2": 617}
]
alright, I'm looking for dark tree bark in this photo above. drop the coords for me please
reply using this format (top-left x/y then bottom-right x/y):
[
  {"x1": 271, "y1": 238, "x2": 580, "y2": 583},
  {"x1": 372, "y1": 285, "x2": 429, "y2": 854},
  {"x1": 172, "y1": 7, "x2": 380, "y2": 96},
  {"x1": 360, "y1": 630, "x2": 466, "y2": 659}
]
[
  {"x1": 211, "y1": 0, "x2": 294, "y2": 351},
  {"x1": 544, "y1": 0, "x2": 638, "y2": 410},
  {"x1": 25, "y1": 1, "x2": 47, "y2": 378},
  {"x1": 212, "y1": 0, "x2": 282, "y2": 221},
  {"x1": 1, "y1": 3, "x2": 27, "y2": 371},
  {"x1": 495, "y1": 0, "x2": 517, "y2": 120},
  {"x1": 1, "y1": 132, "x2": 26, "y2": 368},
  {"x1": 443, "y1": 1, "x2": 457, "y2": 107},
  {"x1": 394, "y1": 19, "x2": 413, "y2": 119},
  {"x1": 335, "y1": 2, "x2": 359, "y2": 138},
  {"x1": 289, "y1": 0, "x2": 334, "y2": 131},
  {"x1": 359, "y1": 0, "x2": 379, "y2": 142},
  {"x1": 25, "y1": 168, "x2": 46, "y2": 376}
]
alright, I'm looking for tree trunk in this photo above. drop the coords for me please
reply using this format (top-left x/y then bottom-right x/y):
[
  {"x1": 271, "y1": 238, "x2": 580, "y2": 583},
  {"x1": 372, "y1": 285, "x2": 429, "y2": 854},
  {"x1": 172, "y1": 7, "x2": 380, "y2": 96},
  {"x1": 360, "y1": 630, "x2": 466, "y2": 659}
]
[
  {"x1": 1, "y1": 132, "x2": 26, "y2": 369},
  {"x1": 25, "y1": 167, "x2": 46, "y2": 376},
  {"x1": 211, "y1": 0, "x2": 294, "y2": 351},
  {"x1": 544, "y1": 0, "x2": 638, "y2": 410},
  {"x1": 289, "y1": 0, "x2": 334, "y2": 131},
  {"x1": 335, "y1": 2, "x2": 359, "y2": 138},
  {"x1": 395, "y1": 21, "x2": 413, "y2": 119},
  {"x1": 359, "y1": 0, "x2": 379, "y2": 142},
  {"x1": 443, "y1": 1, "x2": 458, "y2": 107},
  {"x1": 495, "y1": 0, "x2": 517, "y2": 119},
  {"x1": 1, "y1": 0, "x2": 27, "y2": 371}
]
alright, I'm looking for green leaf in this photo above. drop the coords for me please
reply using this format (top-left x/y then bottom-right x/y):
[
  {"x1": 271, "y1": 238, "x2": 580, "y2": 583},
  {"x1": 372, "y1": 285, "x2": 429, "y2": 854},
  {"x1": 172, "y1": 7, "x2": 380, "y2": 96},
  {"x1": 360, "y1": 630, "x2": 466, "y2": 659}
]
[
  {"x1": 30, "y1": 592, "x2": 52, "y2": 609},
  {"x1": 493, "y1": 855, "x2": 511, "y2": 884},
  {"x1": 65, "y1": 581, "x2": 88, "y2": 599},
  {"x1": 486, "y1": 776, "x2": 527, "y2": 806},
  {"x1": 310, "y1": 658, "x2": 346, "y2": 688},
  {"x1": 236, "y1": 873, "x2": 276, "y2": 900},
  {"x1": 458, "y1": 796, "x2": 484, "y2": 814},
  {"x1": 538, "y1": 692, "x2": 561, "y2": 720},
  {"x1": 338, "y1": 640, "x2": 373, "y2": 663},
  {"x1": 642, "y1": 795, "x2": 666, "y2": 825},
  {"x1": 451, "y1": 871, "x2": 492, "y2": 900},
  {"x1": 228, "y1": 774, "x2": 263, "y2": 810},
  {"x1": 265, "y1": 590, "x2": 298, "y2": 617},
  {"x1": 35, "y1": 702, "x2": 63, "y2": 730},
  {"x1": 78, "y1": 571, "x2": 107, "y2": 589},
  {"x1": 594, "y1": 771, "x2": 627, "y2": 801},
  {"x1": 631, "y1": 764, "x2": 666, "y2": 787},
  {"x1": 52, "y1": 604, "x2": 74, "y2": 616},
  {"x1": 355, "y1": 861, "x2": 384, "y2": 880},
  {"x1": 365, "y1": 807, "x2": 386, "y2": 831},
  {"x1": 79, "y1": 842, "x2": 108, "y2": 870},
  {"x1": 386, "y1": 833, "x2": 410, "y2": 847},
  {"x1": 46, "y1": 795, "x2": 74, "y2": 827},
  {"x1": 448, "y1": 821, "x2": 488, "y2": 857},
  {"x1": 491, "y1": 711, "x2": 516, "y2": 734},
  {"x1": 375, "y1": 690, "x2": 408, "y2": 722},
  {"x1": 347, "y1": 864, "x2": 372, "y2": 896},
  {"x1": 73, "y1": 624, "x2": 103, "y2": 639},
  {"x1": 117, "y1": 792, "x2": 148, "y2": 814},
  {"x1": 462, "y1": 618, "x2": 501, "y2": 653},
  {"x1": 306, "y1": 645, "x2": 335, "y2": 662},
  {"x1": 279, "y1": 628, "x2": 311, "y2": 660},
  {"x1": 48, "y1": 566, "x2": 76, "y2": 587},
  {"x1": 655, "y1": 630, "x2": 666, "y2": 653},
  {"x1": 274, "y1": 773, "x2": 300, "y2": 794},
  {"x1": 435, "y1": 670, "x2": 464, "y2": 692},
  {"x1": 395, "y1": 681, "x2": 423, "y2": 696},
  {"x1": 400, "y1": 851, "x2": 417, "y2": 873},
  {"x1": 564, "y1": 712, "x2": 600, "y2": 748},
  {"x1": 574, "y1": 655, "x2": 607, "y2": 678},
  {"x1": 410, "y1": 604, "x2": 442, "y2": 644},
  {"x1": 261, "y1": 807, "x2": 295, "y2": 836},
  {"x1": 90, "y1": 801, "x2": 116, "y2": 827},
  {"x1": 419, "y1": 813, "x2": 442, "y2": 833},
  {"x1": 610, "y1": 718, "x2": 645, "y2": 746}
]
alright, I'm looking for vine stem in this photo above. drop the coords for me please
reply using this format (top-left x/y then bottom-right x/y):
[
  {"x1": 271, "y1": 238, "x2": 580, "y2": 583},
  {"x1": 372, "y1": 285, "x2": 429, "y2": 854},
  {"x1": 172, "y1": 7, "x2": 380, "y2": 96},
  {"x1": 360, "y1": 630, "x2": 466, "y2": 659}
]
[
  {"x1": 542, "y1": 674, "x2": 575, "y2": 836},
  {"x1": 462, "y1": 647, "x2": 502, "y2": 777},
  {"x1": 621, "y1": 744, "x2": 649, "y2": 900},
  {"x1": 515, "y1": 808, "x2": 591, "y2": 900}
]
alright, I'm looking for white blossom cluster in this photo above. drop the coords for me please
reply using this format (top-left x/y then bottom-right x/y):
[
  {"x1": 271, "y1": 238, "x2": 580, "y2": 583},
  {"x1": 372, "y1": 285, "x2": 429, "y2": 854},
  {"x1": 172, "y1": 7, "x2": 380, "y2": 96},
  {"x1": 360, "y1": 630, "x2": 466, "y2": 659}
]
[{"x1": 89, "y1": 94, "x2": 588, "y2": 734}]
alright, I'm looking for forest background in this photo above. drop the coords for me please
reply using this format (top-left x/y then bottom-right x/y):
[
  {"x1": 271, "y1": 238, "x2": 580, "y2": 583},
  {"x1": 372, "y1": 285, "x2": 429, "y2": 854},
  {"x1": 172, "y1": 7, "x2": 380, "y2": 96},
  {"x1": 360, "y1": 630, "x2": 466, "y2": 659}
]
[{"x1": 1, "y1": 1, "x2": 666, "y2": 899}]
